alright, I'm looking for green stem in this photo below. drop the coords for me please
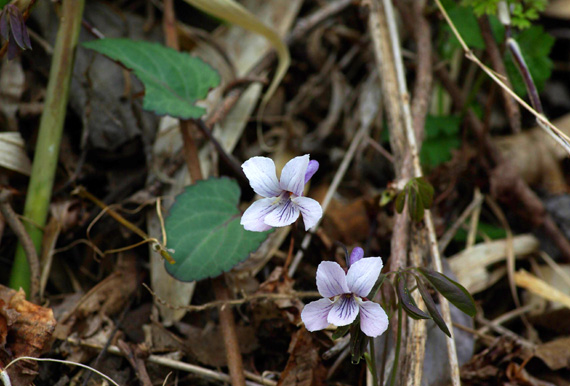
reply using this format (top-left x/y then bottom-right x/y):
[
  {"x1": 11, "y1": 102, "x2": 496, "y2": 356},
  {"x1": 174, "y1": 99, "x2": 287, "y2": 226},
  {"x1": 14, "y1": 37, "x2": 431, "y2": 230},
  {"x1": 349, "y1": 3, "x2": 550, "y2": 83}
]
[
  {"x1": 9, "y1": 0, "x2": 85, "y2": 294},
  {"x1": 369, "y1": 337, "x2": 379, "y2": 386},
  {"x1": 389, "y1": 301, "x2": 403, "y2": 386}
]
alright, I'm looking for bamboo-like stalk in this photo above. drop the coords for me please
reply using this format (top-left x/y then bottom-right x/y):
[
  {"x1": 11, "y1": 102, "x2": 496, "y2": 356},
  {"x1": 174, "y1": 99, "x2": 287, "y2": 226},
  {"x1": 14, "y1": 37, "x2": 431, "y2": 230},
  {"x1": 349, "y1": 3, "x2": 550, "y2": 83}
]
[{"x1": 10, "y1": 0, "x2": 85, "y2": 294}]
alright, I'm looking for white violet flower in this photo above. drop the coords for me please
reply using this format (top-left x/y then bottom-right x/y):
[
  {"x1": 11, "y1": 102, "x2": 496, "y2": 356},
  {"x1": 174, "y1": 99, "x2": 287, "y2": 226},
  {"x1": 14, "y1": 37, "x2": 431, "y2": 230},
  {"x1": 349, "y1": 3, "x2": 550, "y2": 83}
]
[
  {"x1": 301, "y1": 247, "x2": 389, "y2": 337},
  {"x1": 241, "y1": 154, "x2": 322, "y2": 232}
]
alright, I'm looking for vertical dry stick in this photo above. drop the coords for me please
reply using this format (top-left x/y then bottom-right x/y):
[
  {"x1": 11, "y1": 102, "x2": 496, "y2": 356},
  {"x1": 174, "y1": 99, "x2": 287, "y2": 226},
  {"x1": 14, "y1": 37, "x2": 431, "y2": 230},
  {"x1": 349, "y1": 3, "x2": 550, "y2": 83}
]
[
  {"x1": 212, "y1": 279, "x2": 247, "y2": 386},
  {"x1": 478, "y1": 16, "x2": 521, "y2": 133},
  {"x1": 382, "y1": 0, "x2": 461, "y2": 383},
  {"x1": 368, "y1": 0, "x2": 461, "y2": 384},
  {"x1": 161, "y1": 4, "x2": 245, "y2": 386},
  {"x1": 163, "y1": 0, "x2": 204, "y2": 182},
  {"x1": 366, "y1": 2, "x2": 413, "y2": 381},
  {"x1": 0, "y1": 190, "x2": 40, "y2": 303},
  {"x1": 410, "y1": 0, "x2": 433, "y2": 145}
]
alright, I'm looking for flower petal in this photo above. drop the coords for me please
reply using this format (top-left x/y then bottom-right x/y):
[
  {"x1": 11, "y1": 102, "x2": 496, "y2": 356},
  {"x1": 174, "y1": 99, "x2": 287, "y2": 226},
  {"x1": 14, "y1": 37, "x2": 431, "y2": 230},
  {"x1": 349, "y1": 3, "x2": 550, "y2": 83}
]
[
  {"x1": 291, "y1": 196, "x2": 322, "y2": 230},
  {"x1": 242, "y1": 157, "x2": 282, "y2": 198},
  {"x1": 346, "y1": 257, "x2": 383, "y2": 298},
  {"x1": 349, "y1": 247, "x2": 364, "y2": 267},
  {"x1": 263, "y1": 197, "x2": 300, "y2": 228},
  {"x1": 328, "y1": 296, "x2": 359, "y2": 326},
  {"x1": 240, "y1": 198, "x2": 275, "y2": 231},
  {"x1": 316, "y1": 261, "x2": 349, "y2": 297},
  {"x1": 304, "y1": 160, "x2": 319, "y2": 183},
  {"x1": 301, "y1": 298, "x2": 333, "y2": 331},
  {"x1": 279, "y1": 155, "x2": 309, "y2": 196},
  {"x1": 358, "y1": 300, "x2": 389, "y2": 337}
]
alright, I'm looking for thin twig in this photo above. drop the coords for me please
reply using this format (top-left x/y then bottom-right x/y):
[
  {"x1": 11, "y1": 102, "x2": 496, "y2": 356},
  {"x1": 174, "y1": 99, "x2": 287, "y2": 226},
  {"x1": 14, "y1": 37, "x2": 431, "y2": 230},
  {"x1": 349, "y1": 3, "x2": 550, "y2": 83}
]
[
  {"x1": 476, "y1": 304, "x2": 537, "y2": 335},
  {"x1": 287, "y1": 0, "x2": 354, "y2": 44},
  {"x1": 194, "y1": 119, "x2": 247, "y2": 185},
  {"x1": 438, "y1": 189, "x2": 484, "y2": 253},
  {"x1": 0, "y1": 190, "x2": 40, "y2": 303},
  {"x1": 144, "y1": 283, "x2": 319, "y2": 312},
  {"x1": 479, "y1": 16, "x2": 521, "y2": 133},
  {"x1": 64, "y1": 338, "x2": 276, "y2": 386}
]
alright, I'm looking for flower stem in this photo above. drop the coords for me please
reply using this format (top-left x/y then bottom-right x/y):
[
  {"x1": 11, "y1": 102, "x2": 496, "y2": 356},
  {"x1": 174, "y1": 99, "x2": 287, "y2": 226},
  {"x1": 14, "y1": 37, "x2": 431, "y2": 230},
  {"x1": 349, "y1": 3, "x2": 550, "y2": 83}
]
[
  {"x1": 9, "y1": 0, "x2": 85, "y2": 294},
  {"x1": 369, "y1": 337, "x2": 378, "y2": 386},
  {"x1": 389, "y1": 301, "x2": 403, "y2": 386}
]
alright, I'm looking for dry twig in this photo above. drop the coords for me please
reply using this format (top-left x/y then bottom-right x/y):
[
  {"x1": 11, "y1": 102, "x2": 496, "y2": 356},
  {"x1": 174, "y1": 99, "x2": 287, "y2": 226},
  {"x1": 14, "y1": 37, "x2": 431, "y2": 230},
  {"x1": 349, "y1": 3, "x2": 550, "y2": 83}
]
[{"x1": 0, "y1": 190, "x2": 40, "y2": 303}]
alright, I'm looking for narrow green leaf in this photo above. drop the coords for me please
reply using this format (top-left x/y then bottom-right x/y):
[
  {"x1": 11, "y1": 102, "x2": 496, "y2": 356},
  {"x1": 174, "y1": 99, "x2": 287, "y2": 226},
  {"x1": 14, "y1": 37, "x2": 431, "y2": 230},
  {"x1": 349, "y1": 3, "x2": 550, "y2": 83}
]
[
  {"x1": 416, "y1": 277, "x2": 451, "y2": 337},
  {"x1": 416, "y1": 177, "x2": 434, "y2": 210},
  {"x1": 332, "y1": 324, "x2": 351, "y2": 340},
  {"x1": 395, "y1": 190, "x2": 406, "y2": 214},
  {"x1": 418, "y1": 267, "x2": 477, "y2": 317},
  {"x1": 407, "y1": 186, "x2": 425, "y2": 222},
  {"x1": 82, "y1": 38, "x2": 220, "y2": 119},
  {"x1": 164, "y1": 177, "x2": 271, "y2": 282},
  {"x1": 397, "y1": 276, "x2": 430, "y2": 320},
  {"x1": 349, "y1": 321, "x2": 369, "y2": 364}
]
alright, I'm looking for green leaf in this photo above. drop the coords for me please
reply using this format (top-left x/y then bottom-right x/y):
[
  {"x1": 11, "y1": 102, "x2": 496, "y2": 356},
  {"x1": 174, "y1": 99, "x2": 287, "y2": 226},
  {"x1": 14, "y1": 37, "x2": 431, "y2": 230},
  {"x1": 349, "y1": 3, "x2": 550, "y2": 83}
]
[
  {"x1": 82, "y1": 38, "x2": 220, "y2": 119},
  {"x1": 0, "y1": 0, "x2": 10, "y2": 9},
  {"x1": 416, "y1": 177, "x2": 434, "y2": 210},
  {"x1": 416, "y1": 277, "x2": 451, "y2": 337},
  {"x1": 420, "y1": 115, "x2": 461, "y2": 168},
  {"x1": 447, "y1": 5, "x2": 486, "y2": 49},
  {"x1": 164, "y1": 177, "x2": 271, "y2": 282},
  {"x1": 454, "y1": 221, "x2": 507, "y2": 242},
  {"x1": 349, "y1": 321, "x2": 369, "y2": 364},
  {"x1": 332, "y1": 324, "x2": 351, "y2": 340},
  {"x1": 418, "y1": 268, "x2": 477, "y2": 317},
  {"x1": 504, "y1": 26, "x2": 554, "y2": 97},
  {"x1": 397, "y1": 276, "x2": 430, "y2": 320},
  {"x1": 405, "y1": 177, "x2": 434, "y2": 222},
  {"x1": 395, "y1": 191, "x2": 406, "y2": 214},
  {"x1": 408, "y1": 187, "x2": 424, "y2": 222}
]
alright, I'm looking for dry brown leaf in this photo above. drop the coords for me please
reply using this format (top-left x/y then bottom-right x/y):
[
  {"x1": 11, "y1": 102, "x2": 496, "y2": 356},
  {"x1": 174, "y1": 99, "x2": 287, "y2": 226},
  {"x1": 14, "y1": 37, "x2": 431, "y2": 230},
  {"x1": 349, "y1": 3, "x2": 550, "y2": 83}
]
[
  {"x1": 277, "y1": 327, "x2": 326, "y2": 386},
  {"x1": 54, "y1": 255, "x2": 138, "y2": 340},
  {"x1": 494, "y1": 114, "x2": 570, "y2": 193},
  {"x1": 0, "y1": 286, "x2": 56, "y2": 386},
  {"x1": 534, "y1": 337, "x2": 570, "y2": 370}
]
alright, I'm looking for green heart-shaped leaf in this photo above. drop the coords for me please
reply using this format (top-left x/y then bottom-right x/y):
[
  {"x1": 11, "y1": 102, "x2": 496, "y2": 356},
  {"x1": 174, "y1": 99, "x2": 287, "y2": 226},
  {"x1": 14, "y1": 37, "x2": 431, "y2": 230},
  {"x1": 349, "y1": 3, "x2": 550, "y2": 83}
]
[
  {"x1": 83, "y1": 38, "x2": 220, "y2": 118},
  {"x1": 164, "y1": 177, "x2": 271, "y2": 282}
]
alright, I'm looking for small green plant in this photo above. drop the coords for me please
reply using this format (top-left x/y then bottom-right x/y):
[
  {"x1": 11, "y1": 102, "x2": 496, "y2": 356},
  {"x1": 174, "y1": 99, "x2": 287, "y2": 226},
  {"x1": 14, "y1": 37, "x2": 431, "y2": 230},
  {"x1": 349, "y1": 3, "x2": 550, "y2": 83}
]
[
  {"x1": 395, "y1": 177, "x2": 434, "y2": 222},
  {"x1": 462, "y1": 0, "x2": 547, "y2": 28}
]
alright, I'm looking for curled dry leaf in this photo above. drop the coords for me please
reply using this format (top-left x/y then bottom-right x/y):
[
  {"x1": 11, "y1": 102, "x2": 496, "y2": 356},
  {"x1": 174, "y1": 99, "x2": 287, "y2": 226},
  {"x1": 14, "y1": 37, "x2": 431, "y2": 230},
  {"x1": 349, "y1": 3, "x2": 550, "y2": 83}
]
[
  {"x1": 277, "y1": 327, "x2": 326, "y2": 386},
  {"x1": 0, "y1": 286, "x2": 56, "y2": 386}
]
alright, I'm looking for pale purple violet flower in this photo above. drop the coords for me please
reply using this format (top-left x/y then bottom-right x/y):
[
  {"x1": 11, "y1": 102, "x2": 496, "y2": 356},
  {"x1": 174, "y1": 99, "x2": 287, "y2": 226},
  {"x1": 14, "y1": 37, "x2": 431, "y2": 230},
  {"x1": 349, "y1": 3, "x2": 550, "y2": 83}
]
[
  {"x1": 301, "y1": 248, "x2": 389, "y2": 337},
  {"x1": 241, "y1": 154, "x2": 323, "y2": 232}
]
